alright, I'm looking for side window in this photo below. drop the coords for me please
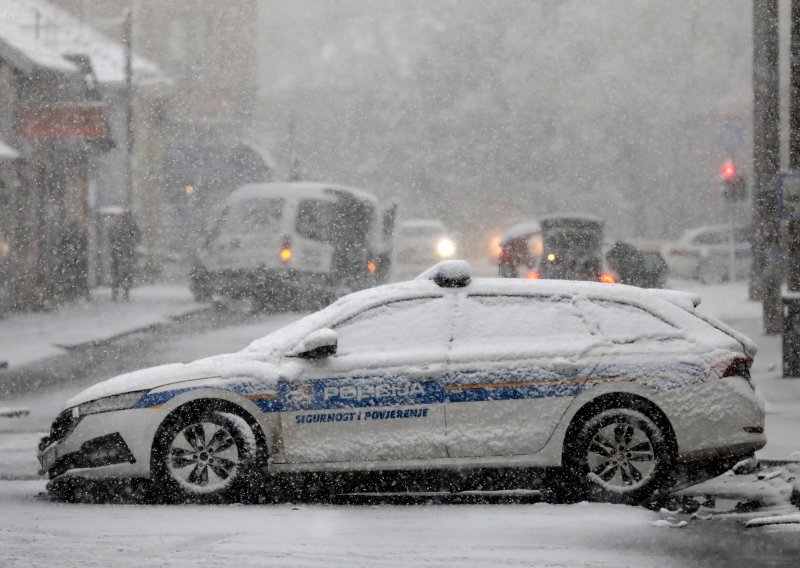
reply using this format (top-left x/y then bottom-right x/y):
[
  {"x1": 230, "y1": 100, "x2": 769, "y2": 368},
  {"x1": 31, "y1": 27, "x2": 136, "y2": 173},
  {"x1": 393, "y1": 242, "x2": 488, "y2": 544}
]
[
  {"x1": 580, "y1": 300, "x2": 681, "y2": 343},
  {"x1": 296, "y1": 199, "x2": 332, "y2": 242},
  {"x1": 456, "y1": 295, "x2": 593, "y2": 348},
  {"x1": 333, "y1": 297, "x2": 451, "y2": 357}
]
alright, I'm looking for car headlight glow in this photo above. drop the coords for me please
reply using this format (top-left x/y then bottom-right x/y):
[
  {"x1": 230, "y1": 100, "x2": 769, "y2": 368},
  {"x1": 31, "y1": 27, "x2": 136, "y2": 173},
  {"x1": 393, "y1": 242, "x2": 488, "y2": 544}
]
[
  {"x1": 73, "y1": 390, "x2": 148, "y2": 418},
  {"x1": 436, "y1": 238, "x2": 456, "y2": 259}
]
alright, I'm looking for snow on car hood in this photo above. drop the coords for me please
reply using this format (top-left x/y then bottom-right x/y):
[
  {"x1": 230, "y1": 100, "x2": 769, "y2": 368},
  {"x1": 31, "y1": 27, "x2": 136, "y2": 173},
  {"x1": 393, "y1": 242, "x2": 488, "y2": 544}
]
[
  {"x1": 64, "y1": 351, "x2": 279, "y2": 408},
  {"x1": 65, "y1": 280, "x2": 442, "y2": 410}
]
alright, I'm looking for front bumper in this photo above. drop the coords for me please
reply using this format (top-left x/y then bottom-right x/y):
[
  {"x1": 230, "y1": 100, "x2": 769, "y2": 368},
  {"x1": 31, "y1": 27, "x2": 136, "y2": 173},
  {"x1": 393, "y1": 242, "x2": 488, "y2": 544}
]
[{"x1": 38, "y1": 408, "x2": 162, "y2": 480}]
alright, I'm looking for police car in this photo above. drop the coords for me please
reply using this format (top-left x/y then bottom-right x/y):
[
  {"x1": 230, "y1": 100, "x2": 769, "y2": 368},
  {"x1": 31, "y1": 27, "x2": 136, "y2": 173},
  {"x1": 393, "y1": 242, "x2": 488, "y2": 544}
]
[{"x1": 38, "y1": 260, "x2": 765, "y2": 504}]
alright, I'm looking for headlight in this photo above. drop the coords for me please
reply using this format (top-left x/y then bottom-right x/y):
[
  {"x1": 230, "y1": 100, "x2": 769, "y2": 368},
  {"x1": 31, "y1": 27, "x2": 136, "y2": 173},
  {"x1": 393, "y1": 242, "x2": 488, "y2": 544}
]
[
  {"x1": 436, "y1": 238, "x2": 456, "y2": 259},
  {"x1": 73, "y1": 391, "x2": 147, "y2": 418}
]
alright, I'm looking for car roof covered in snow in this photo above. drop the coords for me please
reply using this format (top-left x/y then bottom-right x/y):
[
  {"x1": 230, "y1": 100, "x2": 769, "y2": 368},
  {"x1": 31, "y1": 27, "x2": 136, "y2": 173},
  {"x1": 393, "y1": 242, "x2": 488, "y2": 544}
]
[
  {"x1": 539, "y1": 213, "x2": 604, "y2": 226},
  {"x1": 398, "y1": 219, "x2": 447, "y2": 231},
  {"x1": 229, "y1": 182, "x2": 377, "y2": 205},
  {"x1": 500, "y1": 220, "x2": 542, "y2": 244},
  {"x1": 67, "y1": 264, "x2": 754, "y2": 407}
]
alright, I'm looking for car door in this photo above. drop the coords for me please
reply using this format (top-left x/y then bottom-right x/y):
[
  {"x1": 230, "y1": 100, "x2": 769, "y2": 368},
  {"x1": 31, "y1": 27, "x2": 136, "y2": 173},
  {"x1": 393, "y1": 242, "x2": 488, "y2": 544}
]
[
  {"x1": 280, "y1": 294, "x2": 455, "y2": 464},
  {"x1": 445, "y1": 293, "x2": 600, "y2": 458}
]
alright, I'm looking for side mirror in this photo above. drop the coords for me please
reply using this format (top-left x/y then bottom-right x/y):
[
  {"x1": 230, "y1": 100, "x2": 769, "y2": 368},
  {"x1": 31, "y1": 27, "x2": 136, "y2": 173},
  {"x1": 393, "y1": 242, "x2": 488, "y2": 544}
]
[{"x1": 289, "y1": 328, "x2": 338, "y2": 359}]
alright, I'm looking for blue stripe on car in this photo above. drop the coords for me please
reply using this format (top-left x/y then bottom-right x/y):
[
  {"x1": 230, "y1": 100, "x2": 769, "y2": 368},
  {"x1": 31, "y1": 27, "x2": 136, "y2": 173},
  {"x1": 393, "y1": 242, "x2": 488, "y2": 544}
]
[{"x1": 136, "y1": 362, "x2": 707, "y2": 412}]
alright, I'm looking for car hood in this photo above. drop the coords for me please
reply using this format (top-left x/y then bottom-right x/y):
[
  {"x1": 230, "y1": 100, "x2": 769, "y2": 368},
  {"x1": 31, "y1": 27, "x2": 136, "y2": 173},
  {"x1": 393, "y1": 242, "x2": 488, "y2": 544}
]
[{"x1": 64, "y1": 352, "x2": 278, "y2": 409}]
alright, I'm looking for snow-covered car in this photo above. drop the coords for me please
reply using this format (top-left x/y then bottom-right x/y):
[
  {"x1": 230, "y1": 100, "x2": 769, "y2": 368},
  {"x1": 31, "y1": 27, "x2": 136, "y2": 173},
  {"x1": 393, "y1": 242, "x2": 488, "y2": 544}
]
[
  {"x1": 497, "y1": 220, "x2": 543, "y2": 278},
  {"x1": 190, "y1": 182, "x2": 393, "y2": 306},
  {"x1": 38, "y1": 261, "x2": 765, "y2": 504},
  {"x1": 392, "y1": 219, "x2": 456, "y2": 281},
  {"x1": 665, "y1": 225, "x2": 752, "y2": 284}
]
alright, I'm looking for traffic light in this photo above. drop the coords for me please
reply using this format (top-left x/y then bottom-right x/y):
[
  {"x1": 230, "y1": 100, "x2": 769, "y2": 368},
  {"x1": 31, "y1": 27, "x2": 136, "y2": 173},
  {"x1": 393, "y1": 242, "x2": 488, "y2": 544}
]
[
  {"x1": 721, "y1": 161, "x2": 737, "y2": 181},
  {"x1": 720, "y1": 161, "x2": 746, "y2": 201}
]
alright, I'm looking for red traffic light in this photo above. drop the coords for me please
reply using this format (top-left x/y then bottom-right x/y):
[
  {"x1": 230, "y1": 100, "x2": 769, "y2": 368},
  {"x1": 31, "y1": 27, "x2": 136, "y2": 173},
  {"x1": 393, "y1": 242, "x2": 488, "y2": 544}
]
[{"x1": 721, "y1": 161, "x2": 737, "y2": 180}]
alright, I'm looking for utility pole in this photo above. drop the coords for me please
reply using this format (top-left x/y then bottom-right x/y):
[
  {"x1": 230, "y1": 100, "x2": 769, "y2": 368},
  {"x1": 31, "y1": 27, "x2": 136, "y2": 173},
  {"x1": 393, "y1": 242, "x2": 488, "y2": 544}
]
[
  {"x1": 753, "y1": 0, "x2": 782, "y2": 334},
  {"x1": 789, "y1": 0, "x2": 800, "y2": 289},
  {"x1": 123, "y1": 8, "x2": 133, "y2": 209},
  {"x1": 783, "y1": 0, "x2": 800, "y2": 376}
]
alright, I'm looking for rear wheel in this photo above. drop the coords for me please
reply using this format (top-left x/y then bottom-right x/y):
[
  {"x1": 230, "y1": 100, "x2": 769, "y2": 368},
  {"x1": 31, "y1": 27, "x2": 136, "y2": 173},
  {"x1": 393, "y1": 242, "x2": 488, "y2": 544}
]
[
  {"x1": 152, "y1": 410, "x2": 258, "y2": 504},
  {"x1": 564, "y1": 408, "x2": 673, "y2": 504}
]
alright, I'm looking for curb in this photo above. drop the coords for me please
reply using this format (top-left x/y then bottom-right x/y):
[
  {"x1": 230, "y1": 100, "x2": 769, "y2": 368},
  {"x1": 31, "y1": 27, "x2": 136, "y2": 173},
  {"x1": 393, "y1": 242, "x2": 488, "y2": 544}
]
[
  {"x1": 56, "y1": 302, "x2": 213, "y2": 353},
  {"x1": 0, "y1": 302, "x2": 212, "y2": 376}
]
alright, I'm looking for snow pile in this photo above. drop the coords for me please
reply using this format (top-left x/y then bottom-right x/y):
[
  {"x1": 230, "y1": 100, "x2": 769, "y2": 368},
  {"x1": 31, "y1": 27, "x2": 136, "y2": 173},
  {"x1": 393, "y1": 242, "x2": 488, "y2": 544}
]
[
  {"x1": 651, "y1": 519, "x2": 687, "y2": 528},
  {"x1": 746, "y1": 513, "x2": 800, "y2": 528},
  {"x1": 0, "y1": 137, "x2": 19, "y2": 160}
]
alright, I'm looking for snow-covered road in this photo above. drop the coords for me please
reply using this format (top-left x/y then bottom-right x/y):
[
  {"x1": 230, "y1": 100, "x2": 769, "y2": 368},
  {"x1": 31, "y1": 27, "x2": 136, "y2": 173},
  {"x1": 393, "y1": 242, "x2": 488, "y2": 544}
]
[{"x1": 1, "y1": 478, "x2": 798, "y2": 568}]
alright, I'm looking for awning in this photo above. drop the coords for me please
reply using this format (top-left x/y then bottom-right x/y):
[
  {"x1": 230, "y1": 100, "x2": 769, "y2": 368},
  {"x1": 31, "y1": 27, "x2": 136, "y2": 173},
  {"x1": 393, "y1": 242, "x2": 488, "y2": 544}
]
[{"x1": 0, "y1": 138, "x2": 19, "y2": 161}]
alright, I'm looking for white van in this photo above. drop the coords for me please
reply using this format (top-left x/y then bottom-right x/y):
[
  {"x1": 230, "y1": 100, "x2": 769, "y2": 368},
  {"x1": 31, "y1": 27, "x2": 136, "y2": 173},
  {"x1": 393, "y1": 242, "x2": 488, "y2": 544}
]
[{"x1": 190, "y1": 182, "x2": 393, "y2": 306}]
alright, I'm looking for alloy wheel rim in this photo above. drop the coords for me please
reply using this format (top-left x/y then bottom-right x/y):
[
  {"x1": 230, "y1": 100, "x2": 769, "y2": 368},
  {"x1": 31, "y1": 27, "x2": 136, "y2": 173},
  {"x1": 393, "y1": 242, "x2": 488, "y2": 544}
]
[
  {"x1": 168, "y1": 421, "x2": 239, "y2": 489},
  {"x1": 586, "y1": 421, "x2": 656, "y2": 492}
]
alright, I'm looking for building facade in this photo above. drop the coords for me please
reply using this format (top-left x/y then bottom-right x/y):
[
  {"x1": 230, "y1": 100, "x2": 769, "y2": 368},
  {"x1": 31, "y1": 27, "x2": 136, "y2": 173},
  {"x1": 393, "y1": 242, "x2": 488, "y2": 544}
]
[
  {"x1": 0, "y1": 0, "x2": 168, "y2": 310},
  {"x1": 51, "y1": 0, "x2": 272, "y2": 260}
]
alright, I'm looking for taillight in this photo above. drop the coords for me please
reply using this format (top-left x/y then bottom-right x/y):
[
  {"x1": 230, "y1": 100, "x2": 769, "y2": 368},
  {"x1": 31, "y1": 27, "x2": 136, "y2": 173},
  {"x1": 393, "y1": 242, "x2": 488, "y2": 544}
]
[
  {"x1": 599, "y1": 273, "x2": 617, "y2": 284},
  {"x1": 670, "y1": 248, "x2": 687, "y2": 257},
  {"x1": 279, "y1": 236, "x2": 292, "y2": 262},
  {"x1": 721, "y1": 356, "x2": 752, "y2": 379},
  {"x1": 367, "y1": 260, "x2": 377, "y2": 273},
  {"x1": 526, "y1": 271, "x2": 540, "y2": 280}
]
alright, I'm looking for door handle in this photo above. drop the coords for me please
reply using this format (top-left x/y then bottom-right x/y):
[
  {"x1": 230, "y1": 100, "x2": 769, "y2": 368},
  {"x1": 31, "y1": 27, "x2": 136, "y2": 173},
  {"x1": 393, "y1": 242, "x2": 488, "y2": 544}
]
[{"x1": 554, "y1": 361, "x2": 582, "y2": 375}]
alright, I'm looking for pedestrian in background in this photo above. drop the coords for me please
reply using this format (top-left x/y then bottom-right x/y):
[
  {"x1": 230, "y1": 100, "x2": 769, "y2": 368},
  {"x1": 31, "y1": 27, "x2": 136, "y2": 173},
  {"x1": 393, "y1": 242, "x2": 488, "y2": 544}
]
[{"x1": 109, "y1": 211, "x2": 140, "y2": 301}]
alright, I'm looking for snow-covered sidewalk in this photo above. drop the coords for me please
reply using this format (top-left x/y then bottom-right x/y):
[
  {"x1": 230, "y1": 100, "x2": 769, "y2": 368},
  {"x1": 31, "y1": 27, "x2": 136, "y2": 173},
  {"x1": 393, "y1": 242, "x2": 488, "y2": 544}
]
[{"x1": 0, "y1": 285, "x2": 207, "y2": 369}]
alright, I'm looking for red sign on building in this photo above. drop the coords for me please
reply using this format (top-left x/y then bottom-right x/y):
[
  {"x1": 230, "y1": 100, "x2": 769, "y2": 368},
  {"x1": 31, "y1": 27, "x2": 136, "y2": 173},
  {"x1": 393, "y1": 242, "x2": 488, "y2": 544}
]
[{"x1": 18, "y1": 105, "x2": 107, "y2": 138}]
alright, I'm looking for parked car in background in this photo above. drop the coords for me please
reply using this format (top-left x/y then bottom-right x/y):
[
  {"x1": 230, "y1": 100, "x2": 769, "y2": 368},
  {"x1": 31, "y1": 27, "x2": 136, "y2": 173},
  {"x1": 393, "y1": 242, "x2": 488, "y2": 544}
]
[
  {"x1": 497, "y1": 220, "x2": 542, "y2": 278},
  {"x1": 392, "y1": 219, "x2": 457, "y2": 281},
  {"x1": 190, "y1": 182, "x2": 393, "y2": 307},
  {"x1": 605, "y1": 241, "x2": 669, "y2": 289},
  {"x1": 38, "y1": 260, "x2": 764, "y2": 505},
  {"x1": 665, "y1": 225, "x2": 752, "y2": 284}
]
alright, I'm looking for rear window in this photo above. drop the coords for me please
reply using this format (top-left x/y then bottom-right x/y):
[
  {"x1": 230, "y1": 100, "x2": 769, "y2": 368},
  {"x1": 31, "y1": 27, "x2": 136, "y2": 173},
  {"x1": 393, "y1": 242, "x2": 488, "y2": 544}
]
[{"x1": 295, "y1": 199, "x2": 332, "y2": 242}]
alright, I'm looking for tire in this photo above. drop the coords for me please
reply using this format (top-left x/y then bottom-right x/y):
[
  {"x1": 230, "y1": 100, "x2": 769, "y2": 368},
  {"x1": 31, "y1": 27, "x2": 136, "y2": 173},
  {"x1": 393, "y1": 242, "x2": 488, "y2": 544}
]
[
  {"x1": 152, "y1": 410, "x2": 259, "y2": 504},
  {"x1": 564, "y1": 408, "x2": 673, "y2": 505}
]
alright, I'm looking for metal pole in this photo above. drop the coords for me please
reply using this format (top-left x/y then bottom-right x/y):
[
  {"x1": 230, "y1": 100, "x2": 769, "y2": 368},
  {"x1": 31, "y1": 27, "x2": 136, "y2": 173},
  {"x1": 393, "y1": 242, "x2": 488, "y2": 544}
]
[
  {"x1": 729, "y1": 200, "x2": 736, "y2": 282},
  {"x1": 123, "y1": 8, "x2": 133, "y2": 210},
  {"x1": 753, "y1": 0, "x2": 782, "y2": 334},
  {"x1": 783, "y1": 0, "x2": 800, "y2": 376},
  {"x1": 789, "y1": 0, "x2": 800, "y2": 290}
]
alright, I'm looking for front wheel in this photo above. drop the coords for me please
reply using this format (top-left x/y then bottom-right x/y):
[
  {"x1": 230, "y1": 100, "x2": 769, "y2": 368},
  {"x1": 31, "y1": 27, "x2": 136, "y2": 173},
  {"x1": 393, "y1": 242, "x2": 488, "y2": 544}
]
[
  {"x1": 565, "y1": 408, "x2": 673, "y2": 504},
  {"x1": 152, "y1": 410, "x2": 258, "y2": 504}
]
